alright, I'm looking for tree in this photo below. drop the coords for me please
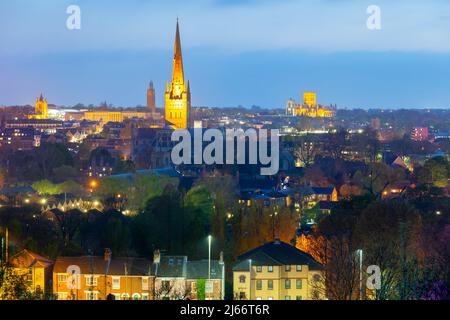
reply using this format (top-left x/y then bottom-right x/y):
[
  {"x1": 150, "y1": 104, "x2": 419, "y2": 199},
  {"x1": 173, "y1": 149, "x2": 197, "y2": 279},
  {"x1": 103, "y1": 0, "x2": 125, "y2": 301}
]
[
  {"x1": 32, "y1": 180, "x2": 61, "y2": 196},
  {"x1": 0, "y1": 265, "x2": 32, "y2": 300},
  {"x1": 294, "y1": 135, "x2": 317, "y2": 167},
  {"x1": 419, "y1": 157, "x2": 449, "y2": 188},
  {"x1": 353, "y1": 200, "x2": 423, "y2": 300}
]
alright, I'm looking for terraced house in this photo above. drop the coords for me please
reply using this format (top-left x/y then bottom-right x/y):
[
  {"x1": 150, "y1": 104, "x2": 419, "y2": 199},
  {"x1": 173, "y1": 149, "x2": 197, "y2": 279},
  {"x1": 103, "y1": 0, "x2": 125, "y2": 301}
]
[{"x1": 53, "y1": 250, "x2": 154, "y2": 300}]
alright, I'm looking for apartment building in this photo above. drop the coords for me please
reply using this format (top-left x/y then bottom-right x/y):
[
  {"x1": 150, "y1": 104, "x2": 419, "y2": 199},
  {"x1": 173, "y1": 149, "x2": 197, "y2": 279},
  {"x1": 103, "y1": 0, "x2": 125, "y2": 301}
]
[{"x1": 233, "y1": 240, "x2": 323, "y2": 300}]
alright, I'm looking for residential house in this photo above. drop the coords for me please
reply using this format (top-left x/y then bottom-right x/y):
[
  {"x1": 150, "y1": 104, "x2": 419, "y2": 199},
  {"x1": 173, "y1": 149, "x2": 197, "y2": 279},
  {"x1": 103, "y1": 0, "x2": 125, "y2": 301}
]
[
  {"x1": 53, "y1": 250, "x2": 154, "y2": 300},
  {"x1": 233, "y1": 239, "x2": 324, "y2": 300},
  {"x1": 8, "y1": 249, "x2": 54, "y2": 296}
]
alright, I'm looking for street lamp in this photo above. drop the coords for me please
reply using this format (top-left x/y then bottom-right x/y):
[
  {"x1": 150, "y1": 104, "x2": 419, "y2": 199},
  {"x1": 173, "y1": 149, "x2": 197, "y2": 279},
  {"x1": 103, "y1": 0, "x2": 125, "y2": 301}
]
[
  {"x1": 248, "y1": 259, "x2": 252, "y2": 300},
  {"x1": 356, "y1": 249, "x2": 363, "y2": 300},
  {"x1": 208, "y1": 235, "x2": 212, "y2": 280}
]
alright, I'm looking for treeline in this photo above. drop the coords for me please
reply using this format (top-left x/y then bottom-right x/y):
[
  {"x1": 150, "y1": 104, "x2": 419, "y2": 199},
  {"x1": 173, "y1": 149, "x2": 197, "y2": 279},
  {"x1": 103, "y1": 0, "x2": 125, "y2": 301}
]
[{"x1": 297, "y1": 195, "x2": 450, "y2": 300}]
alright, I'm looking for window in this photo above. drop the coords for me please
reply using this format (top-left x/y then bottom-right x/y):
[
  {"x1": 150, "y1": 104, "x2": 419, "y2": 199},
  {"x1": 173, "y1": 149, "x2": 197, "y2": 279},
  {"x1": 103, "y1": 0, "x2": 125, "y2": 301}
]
[
  {"x1": 268, "y1": 266, "x2": 273, "y2": 273},
  {"x1": 239, "y1": 275, "x2": 246, "y2": 283},
  {"x1": 239, "y1": 292, "x2": 246, "y2": 300},
  {"x1": 57, "y1": 292, "x2": 68, "y2": 300},
  {"x1": 169, "y1": 258, "x2": 174, "y2": 265},
  {"x1": 285, "y1": 296, "x2": 291, "y2": 300},
  {"x1": 296, "y1": 265, "x2": 302, "y2": 272},
  {"x1": 142, "y1": 277, "x2": 149, "y2": 290},
  {"x1": 296, "y1": 296, "x2": 302, "y2": 300},
  {"x1": 256, "y1": 297, "x2": 262, "y2": 300},
  {"x1": 121, "y1": 293, "x2": 130, "y2": 300},
  {"x1": 285, "y1": 265, "x2": 291, "y2": 272},
  {"x1": 256, "y1": 266, "x2": 262, "y2": 272},
  {"x1": 268, "y1": 297, "x2": 273, "y2": 300},
  {"x1": 112, "y1": 277, "x2": 120, "y2": 290},
  {"x1": 57, "y1": 274, "x2": 68, "y2": 283},
  {"x1": 296, "y1": 279, "x2": 302, "y2": 289},
  {"x1": 285, "y1": 279, "x2": 291, "y2": 289},
  {"x1": 85, "y1": 291, "x2": 98, "y2": 300},
  {"x1": 256, "y1": 280, "x2": 262, "y2": 290},
  {"x1": 268, "y1": 280, "x2": 273, "y2": 290},
  {"x1": 142, "y1": 293, "x2": 149, "y2": 300},
  {"x1": 85, "y1": 275, "x2": 97, "y2": 286}
]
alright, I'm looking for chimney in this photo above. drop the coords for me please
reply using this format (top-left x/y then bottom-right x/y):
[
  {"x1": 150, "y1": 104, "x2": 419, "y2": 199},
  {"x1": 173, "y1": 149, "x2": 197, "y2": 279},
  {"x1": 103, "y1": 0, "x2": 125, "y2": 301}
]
[
  {"x1": 104, "y1": 248, "x2": 112, "y2": 262},
  {"x1": 153, "y1": 249, "x2": 161, "y2": 264},
  {"x1": 274, "y1": 237, "x2": 281, "y2": 245}
]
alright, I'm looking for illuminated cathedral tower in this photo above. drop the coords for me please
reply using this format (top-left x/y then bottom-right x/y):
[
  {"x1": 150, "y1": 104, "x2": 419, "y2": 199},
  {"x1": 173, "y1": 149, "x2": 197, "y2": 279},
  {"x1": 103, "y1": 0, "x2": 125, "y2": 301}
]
[
  {"x1": 29, "y1": 94, "x2": 48, "y2": 119},
  {"x1": 165, "y1": 19, "x2": 191, "y2": 130}
]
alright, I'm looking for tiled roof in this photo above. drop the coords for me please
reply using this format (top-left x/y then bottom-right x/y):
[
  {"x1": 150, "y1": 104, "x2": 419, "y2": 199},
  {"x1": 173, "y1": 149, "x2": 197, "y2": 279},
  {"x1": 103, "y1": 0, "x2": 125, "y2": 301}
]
[
  {"x1": 54, "y1": 256, "x2": 152, "y2": 276},
  {"x1": 233, "y1": 240, "x2": 322, "y2": 271},
  {"x1": 9, "y1": 249, "x2": 53, "y2": 268},
  {"x1": 186, "y1": 260, "x2": 224, "y2": 280}
]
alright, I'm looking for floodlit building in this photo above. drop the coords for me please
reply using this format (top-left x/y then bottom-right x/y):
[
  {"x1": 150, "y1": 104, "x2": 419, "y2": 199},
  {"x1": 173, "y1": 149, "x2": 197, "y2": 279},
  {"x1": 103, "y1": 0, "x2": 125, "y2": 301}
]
[
  {"x1": 233, "y1": 240, "x2": 324, "y2": 300},
  {"x1": 286, "y1": 92, "x2": 336, "y2": 118},
  {"x1": 165, "y1": 19, "x2": 191, "y2": 130}
]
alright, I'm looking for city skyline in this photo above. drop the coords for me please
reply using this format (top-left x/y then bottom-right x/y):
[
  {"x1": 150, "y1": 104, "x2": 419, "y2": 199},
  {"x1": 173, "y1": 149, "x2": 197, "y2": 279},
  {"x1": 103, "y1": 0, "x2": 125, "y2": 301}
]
[{"x1": 1, "y1": 0, "x2": 450, "y2": 109}]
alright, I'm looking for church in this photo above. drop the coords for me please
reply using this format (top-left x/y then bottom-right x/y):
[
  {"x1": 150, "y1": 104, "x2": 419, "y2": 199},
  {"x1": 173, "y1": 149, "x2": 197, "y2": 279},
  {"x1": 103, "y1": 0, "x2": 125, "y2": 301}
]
[{"x1": 165, "y1": 20, "x2": 191, "y2": 130}]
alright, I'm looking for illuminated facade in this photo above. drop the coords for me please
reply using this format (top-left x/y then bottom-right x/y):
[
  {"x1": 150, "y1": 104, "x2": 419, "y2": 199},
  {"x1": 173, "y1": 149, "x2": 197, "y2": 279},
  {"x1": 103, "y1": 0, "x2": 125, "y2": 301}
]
[
  {"x1": 83, "y1": 111, "x2": 150, "y2": 124},
  {"x1": 165, "y1": 20, "x2": 191, "y2": 130},
  {"x1": 233, "y1": 240, "x2": 324, "y2": 300},
  {"x1": 29, "y1": 94, "x2": 49, "y2": 119},
  {"x1": 286, "y1": 92, "x2": 336, "y2": 118}
]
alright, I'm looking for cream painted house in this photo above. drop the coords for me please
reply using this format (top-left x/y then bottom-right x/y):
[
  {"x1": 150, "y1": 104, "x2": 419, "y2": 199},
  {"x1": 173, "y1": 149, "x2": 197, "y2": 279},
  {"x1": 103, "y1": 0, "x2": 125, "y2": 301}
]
[{"x1": 233, "y1": 240, "x2": 324, "y2": 300}]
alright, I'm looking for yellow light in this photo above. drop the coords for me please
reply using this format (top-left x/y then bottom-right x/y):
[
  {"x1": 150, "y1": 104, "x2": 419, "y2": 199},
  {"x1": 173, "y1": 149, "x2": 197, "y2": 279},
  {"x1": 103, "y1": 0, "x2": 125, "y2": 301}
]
[{"x1": 41, "y1": 199, "x2": 47, "y2": 205}]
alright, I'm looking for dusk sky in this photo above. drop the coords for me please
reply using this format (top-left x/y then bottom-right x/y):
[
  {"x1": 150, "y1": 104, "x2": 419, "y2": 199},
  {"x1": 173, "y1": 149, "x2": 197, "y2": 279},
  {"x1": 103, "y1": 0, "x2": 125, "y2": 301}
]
[{"x1": 1, "y1": 0, "x2": 450, "y2": 109}]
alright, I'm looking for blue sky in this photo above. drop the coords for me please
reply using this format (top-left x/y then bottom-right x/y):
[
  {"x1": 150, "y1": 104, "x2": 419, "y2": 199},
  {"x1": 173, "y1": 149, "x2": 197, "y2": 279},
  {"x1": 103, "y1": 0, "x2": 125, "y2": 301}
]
[{"x1": 1, "y1": 0, "x2": 450, "y2": 109}]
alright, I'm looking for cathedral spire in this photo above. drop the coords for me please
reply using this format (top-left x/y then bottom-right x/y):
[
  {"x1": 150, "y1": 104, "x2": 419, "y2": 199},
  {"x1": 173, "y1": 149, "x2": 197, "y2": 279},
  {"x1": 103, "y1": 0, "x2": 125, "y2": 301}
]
[{"x1": 171, "y1": 19, "x2": 184, "y2": 86}]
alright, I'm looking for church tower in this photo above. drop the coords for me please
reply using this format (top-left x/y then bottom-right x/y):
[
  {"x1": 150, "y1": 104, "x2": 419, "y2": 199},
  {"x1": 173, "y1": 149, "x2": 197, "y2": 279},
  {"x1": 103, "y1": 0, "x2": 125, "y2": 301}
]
[
  {"x1": 147, "y1": 81, "x2": 156, "y2": 112},
  {"x1": 32, "y1": 93, "x2": 48, "y2": 119},
  {"x1": 165, "y1": 19, "x2": 191, "y2": 130}
]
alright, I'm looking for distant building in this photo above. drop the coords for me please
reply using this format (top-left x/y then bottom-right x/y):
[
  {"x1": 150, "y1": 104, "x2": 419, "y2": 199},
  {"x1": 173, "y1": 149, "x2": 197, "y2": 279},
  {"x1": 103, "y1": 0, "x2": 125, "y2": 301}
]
[
  {"x1": 0, "y1": 127, "x2": 41, "y2": 150},
  {"x1": 147, "y1": 81, "x2": 156, "y2": 112},
  {"x1": 232, "y1": 240, "x2": 323, "y2": 300},
  {"x1": 165, "y1": 20, "x2": 191, "y2": 130},
  {"x1": 28, "y1": 94, "x2": 48, "y2": 120},
  {"x1": 411, "y1": 127, "x2": 429, "y2": 141},
  {"x1": 83, "y1": 111, "x2": 151, "y2": 125},
  {"x1": 286, "y1": 92, "x2": 336, "y2": 118}
]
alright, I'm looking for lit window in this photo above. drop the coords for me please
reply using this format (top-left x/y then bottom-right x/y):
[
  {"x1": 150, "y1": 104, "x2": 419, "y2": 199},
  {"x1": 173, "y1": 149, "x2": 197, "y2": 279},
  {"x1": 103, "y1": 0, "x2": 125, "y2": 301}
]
[
  {"x1": 296, "y1": 265, "x2": 302, "y2": 272},
  {"x1": 112, "y1": 277, "x2": 120, "y2": 290},
  {"x1": 268, "y1": 266, "x2": 273, "y2": 272},
  {"x1": 285, "y1": 265, "x2": 291, "y2": 272},
  {"x1": 285, "y1": 279, "x2": 291, "y2": 289},
  {"x1": 256, "y1": 266, "x2": 262, "y2": 272}
]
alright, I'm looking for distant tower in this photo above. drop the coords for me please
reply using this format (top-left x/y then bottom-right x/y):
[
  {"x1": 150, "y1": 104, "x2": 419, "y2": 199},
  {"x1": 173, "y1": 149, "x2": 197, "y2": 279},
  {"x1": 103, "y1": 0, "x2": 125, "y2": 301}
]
[
  {"x1": 303, "y1": 92, "x2": 317, "y2": 107},
  {"x1": 35, "y1": 94, "x2": 48, "y2": 119},
  {"x1": 147, "y1": 81, "x2": 156, "y2": 112},
  {"x1": 165, "y1": 19, "x2": 191, "y2": 130}
]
